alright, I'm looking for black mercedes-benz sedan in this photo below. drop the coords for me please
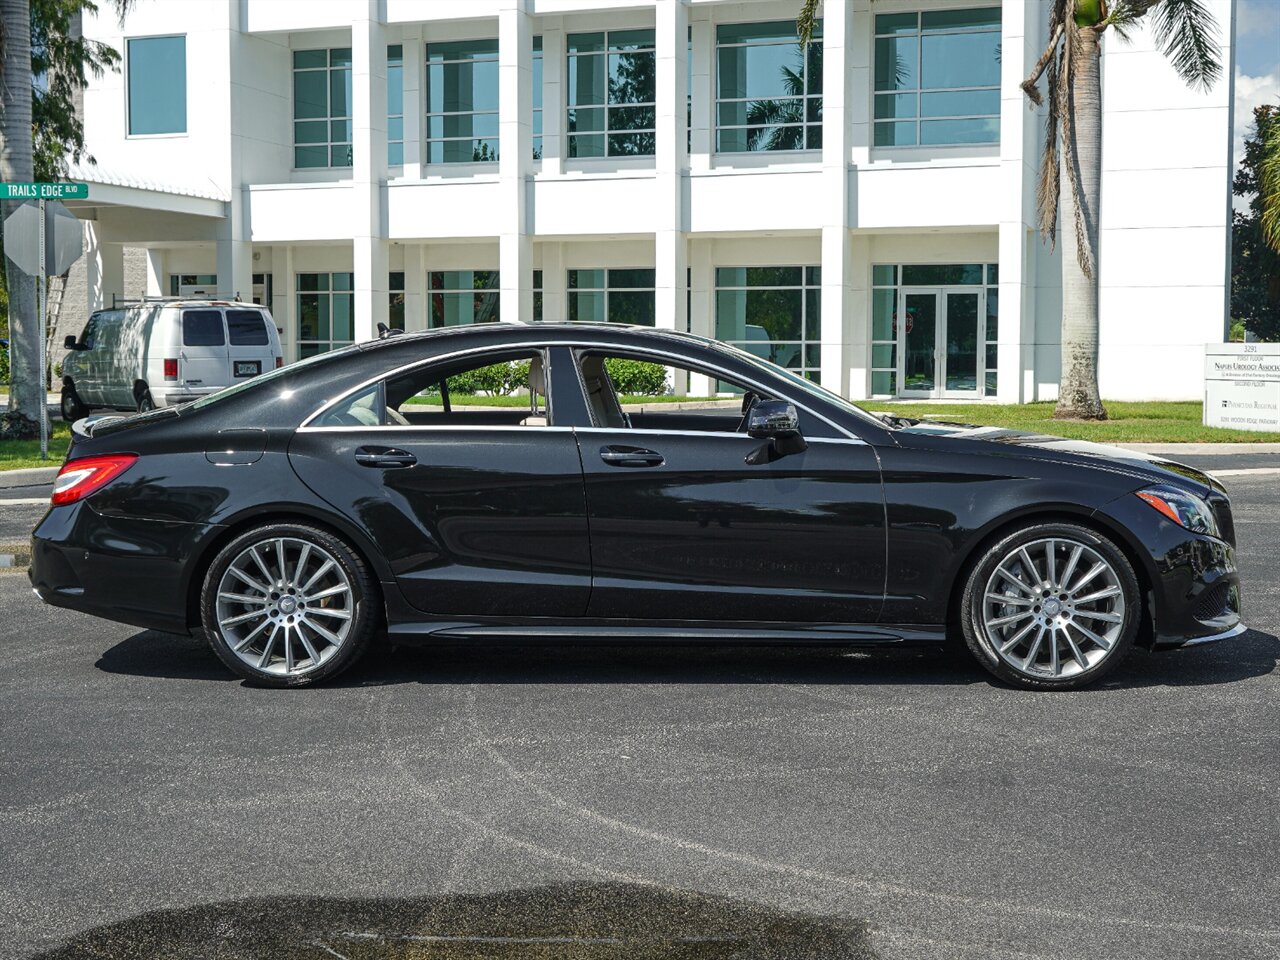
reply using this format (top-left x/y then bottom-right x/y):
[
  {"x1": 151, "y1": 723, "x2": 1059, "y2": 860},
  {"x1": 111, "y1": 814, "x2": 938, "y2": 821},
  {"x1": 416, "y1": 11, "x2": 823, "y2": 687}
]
[{"x1": 30, "y1": 324, "x2": 1243, "y2": 689}]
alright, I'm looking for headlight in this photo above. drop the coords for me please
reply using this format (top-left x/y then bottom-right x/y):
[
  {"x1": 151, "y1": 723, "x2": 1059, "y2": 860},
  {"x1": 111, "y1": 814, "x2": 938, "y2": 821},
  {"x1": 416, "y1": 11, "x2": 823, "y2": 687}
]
[{"x1": 1135, "y1": 485, "x2": 1219, "y2": 537}]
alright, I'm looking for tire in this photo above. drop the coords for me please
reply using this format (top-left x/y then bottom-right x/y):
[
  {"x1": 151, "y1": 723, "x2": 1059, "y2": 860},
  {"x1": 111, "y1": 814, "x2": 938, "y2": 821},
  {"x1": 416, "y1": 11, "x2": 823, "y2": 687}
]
[
  {"x1": 960, "y1": 522, "x2": 1139, "y2": 690},
  {"x1": 198, "y1": 522, "x2": 379, "y2": 687},
  {"x1": 135, "y1": 385, "x2": 155, "y2": 413},
  {"x1": 61, "y1": 384, "x2": 88, "y2": 421}
]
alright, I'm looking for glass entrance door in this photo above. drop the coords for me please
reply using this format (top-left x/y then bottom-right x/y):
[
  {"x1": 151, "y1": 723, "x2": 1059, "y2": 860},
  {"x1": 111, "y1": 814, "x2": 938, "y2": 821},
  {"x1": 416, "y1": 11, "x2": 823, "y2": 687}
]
[{"x1": 897, "y1": 288, "x2": 985, "y2": 398}]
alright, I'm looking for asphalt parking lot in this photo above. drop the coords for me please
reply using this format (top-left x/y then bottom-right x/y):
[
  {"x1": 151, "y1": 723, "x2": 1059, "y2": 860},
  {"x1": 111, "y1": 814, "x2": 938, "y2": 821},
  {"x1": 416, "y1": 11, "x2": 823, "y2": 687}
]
[{"x1": 1, "y1": 456, "x2": 1279, "y2": 959}]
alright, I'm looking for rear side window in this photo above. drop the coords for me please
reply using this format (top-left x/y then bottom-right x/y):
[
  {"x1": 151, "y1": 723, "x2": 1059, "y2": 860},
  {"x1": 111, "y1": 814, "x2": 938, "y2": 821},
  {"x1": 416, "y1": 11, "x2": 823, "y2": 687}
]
[
  {"x1": 183, "y1": 310, "x2": 225, "y2": 346},
  {"x1": 226, "y1": 309, "x2": 271, "y2": 346}
]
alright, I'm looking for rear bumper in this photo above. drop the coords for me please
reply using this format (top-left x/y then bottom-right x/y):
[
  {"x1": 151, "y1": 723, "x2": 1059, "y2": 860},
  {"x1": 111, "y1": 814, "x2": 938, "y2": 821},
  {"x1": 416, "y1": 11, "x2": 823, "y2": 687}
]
[
  {"x1": 29, "y1": 501, "x2": 219, "y2": 634},
  {"x1": 152, "y1": 386, "x2": 221, "y2": 408}
]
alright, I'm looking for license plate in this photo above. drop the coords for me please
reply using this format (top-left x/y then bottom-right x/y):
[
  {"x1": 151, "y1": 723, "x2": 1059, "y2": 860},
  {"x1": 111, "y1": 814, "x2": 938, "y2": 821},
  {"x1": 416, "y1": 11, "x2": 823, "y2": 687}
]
[{"x1": 234, "y1": 361, "x2": 261, "y2": 378}]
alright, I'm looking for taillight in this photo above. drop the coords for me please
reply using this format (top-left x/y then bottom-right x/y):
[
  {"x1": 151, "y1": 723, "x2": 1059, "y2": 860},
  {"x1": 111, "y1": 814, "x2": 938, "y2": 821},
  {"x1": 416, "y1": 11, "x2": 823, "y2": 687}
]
[
  {"x1": 275, "y1": 356, "x2": 283, "y2": 369},
  {"x1": 51, "y1": 455, "x2": 138, "y2": 506},
  {"x1": 163, "y1": 358, "x2": 178, "y2": 380}
]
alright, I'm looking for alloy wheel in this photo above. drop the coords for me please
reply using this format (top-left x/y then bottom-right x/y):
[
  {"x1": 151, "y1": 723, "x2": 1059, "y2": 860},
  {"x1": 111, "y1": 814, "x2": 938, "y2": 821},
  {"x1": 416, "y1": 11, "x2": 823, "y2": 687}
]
[
  {"x1": 214, "y1": 536, "x2": 355, "y2": 677},
  {"x1": 980, "y1": 537, "x2": 1127, "y2": 680}
]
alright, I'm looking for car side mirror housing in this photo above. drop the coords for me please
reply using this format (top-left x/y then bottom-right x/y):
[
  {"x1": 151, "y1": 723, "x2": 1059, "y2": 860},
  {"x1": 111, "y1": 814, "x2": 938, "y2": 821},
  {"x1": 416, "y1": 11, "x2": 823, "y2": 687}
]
[
  {"x1": 64, "y1": 335, "x2": 80, "y2": 350},
  {"x1": 745, "y1": 399, "x2": 807, "y2": 463}
]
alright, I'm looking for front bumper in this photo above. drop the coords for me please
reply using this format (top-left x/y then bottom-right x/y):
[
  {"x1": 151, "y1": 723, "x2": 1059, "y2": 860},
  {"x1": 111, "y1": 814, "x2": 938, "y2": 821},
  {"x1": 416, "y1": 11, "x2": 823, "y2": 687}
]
[{"x1": 29, "y1": 500, "x2": 219, "y2": 635}]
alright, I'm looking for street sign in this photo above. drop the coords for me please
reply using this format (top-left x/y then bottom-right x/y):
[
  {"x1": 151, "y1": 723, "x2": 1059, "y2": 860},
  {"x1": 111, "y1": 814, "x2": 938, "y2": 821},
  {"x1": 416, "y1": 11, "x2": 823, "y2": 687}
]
[
  {"x1": 3, "y1": 200, "x2": 84, "y2": 276},
  {"x1": 0, "y1": 182, "x2": 88, "y2": 201}
]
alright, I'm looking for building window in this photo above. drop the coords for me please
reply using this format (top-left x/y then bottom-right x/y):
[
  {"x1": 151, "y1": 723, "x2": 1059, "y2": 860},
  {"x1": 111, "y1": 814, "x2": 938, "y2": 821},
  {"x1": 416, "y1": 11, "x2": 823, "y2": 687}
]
[
  {"x1": 533, "y1": 36, "x2": 543, "y2": 159},
  {"x1": 297, "y1": 272, "x2": 354, "y2": 357},
  {"x1": 426, "y1": 40, "x2": 499, "y2": 163},
  {"x1": 127, "y1": 36, "x2": 187, "y2": 135},
  {"x1": 294, "y1": 48, "x2": 352, "y2": 168},
  {"x1": 985, "y1": 264, "x2": 998, "y2": 396},
  {"x1": 533, "y1": 269, "x2": 544, "y2": 321},
  {"x1": 715, "y1": 267, "x2": 821, "y2": 380},
  {"x1": 388, "y1": 45, "x2": 404, "y2": 165},
  {"x1": 870, "y1": 265, "x2": 898, "y2": 397},
  {"x1": 568, "y1": 269, "x2": 656, "y2": 324},
  {"x1": 716, "y1": 22, "x2": 822, "y2": 153},
  {"x1": 429, "y1": 271, "x2": 500, "y2": 326},
  {"x1": 389, "y1": 272, "x2": 406, "y2": 331},
  {"x1": 169, "y1": 274, "x2": 218, "y2": 296},
  {"x1": 874, "y1": 9, "x2": 1001, "y2": 147},
  {"x1": 567, "y1": 29, "x2": 656, "y2": 158}
]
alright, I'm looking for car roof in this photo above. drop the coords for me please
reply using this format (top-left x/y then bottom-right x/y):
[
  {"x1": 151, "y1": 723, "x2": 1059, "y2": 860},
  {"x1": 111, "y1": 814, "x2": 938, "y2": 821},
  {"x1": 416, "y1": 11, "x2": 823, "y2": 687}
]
[{"x1": 367, "y1": 322, "x2": 721, "y2": 353}]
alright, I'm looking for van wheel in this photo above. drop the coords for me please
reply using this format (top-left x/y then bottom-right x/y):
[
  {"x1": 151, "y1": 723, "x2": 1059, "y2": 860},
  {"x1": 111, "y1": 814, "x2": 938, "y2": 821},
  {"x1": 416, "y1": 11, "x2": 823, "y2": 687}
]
[
  {"x1": 135, "y1": 385, "x2": 155, "y2": 412},
  {"x1": 61, "y1": 385, "x2": 88, "y2": 422}
]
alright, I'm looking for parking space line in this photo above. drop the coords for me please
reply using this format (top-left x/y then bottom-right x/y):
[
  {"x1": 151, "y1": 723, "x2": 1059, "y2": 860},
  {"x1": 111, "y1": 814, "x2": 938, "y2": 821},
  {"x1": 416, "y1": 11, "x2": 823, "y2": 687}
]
[
  {"x1": 0, "y1": 498, "x2": 49, "y2": 506},
  {"x1": 1211, "y1": 468, "x2": 1280, "y2": 477}
]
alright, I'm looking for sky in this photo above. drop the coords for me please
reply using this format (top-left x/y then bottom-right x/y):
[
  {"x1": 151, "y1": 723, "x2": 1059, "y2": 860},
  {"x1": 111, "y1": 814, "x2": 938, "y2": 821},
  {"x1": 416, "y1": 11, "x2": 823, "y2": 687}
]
[{"x1": 1233, "y1": 0, "x2": 1280, "y2": 202}]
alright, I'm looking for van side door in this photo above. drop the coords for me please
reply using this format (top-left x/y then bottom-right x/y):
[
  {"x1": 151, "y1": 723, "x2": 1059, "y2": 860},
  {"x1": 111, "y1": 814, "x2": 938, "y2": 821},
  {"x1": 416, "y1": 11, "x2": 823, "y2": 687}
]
[
  {"x1": 178, "y1": 308, "x2": 231, "y2": 394},
  {"x1": 225, "y1": 308, "x2": 278, "y2": 382}
]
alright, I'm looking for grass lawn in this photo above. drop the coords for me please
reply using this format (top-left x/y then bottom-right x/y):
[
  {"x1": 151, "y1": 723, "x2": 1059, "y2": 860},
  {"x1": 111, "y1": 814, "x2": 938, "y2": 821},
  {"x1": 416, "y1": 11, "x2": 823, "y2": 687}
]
[
  {"x1": 0, "y1": 421, "x2": 72, "y2": 471},
  {"x1": 858, "y1": 400, "x2": 1280, "y2": 443}
]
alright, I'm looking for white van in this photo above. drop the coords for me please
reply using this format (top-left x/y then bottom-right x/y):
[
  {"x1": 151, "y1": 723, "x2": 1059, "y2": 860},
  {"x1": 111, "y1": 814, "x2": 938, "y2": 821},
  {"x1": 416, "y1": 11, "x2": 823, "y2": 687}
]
[{"x1": 60, "y1": 300, "x2": 283, "y2": 419}]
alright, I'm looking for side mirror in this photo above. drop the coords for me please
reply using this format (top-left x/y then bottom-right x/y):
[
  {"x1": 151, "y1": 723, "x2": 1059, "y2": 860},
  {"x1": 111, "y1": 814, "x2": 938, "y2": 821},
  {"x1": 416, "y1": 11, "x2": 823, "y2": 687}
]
[
  {"x1": 63, "y1": 335, "x2": 79, "y2": 351},
  {"x1": 744, "y1": 399, "x2": 807, "y2": 463},
  {"x1": 746, "y1": 399, "x2": 801, "y2": 439}
]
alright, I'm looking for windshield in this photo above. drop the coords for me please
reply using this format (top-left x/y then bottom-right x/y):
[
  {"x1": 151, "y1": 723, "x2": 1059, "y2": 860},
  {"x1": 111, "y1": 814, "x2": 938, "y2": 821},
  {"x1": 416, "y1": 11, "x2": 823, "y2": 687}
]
[{"x1": 190, "y1": 344, "x2": 359, "y2": 411}]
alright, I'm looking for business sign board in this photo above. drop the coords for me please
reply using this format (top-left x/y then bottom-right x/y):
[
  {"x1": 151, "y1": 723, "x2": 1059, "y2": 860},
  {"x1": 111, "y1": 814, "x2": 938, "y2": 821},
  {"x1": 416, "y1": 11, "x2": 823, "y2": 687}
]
[{"x1": 1204, "y1": 343, "x2": 1280, "y2": 432}]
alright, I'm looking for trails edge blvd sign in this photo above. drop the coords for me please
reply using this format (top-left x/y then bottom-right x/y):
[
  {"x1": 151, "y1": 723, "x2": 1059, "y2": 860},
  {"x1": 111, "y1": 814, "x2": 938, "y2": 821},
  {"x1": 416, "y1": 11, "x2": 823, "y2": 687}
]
[
  {"x1": 0, "y1": 182, "x2": 89, "y2": 201},
  {"x1": 1204, "y1": 344, "x2": 1280, "y2": 433}
]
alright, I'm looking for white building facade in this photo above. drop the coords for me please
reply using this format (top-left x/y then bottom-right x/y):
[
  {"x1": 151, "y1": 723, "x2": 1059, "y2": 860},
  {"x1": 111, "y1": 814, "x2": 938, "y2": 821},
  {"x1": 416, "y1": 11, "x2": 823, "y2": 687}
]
[{"x1": 67, "y1": 0, "x2": 1236, "y2": 401}]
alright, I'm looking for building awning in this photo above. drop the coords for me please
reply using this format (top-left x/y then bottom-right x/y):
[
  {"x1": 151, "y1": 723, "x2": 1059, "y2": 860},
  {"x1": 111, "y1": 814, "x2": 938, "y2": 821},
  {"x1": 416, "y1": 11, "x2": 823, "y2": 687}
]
[{"x1": 62, "y1": 163, "x2": 228, "y2": 219}]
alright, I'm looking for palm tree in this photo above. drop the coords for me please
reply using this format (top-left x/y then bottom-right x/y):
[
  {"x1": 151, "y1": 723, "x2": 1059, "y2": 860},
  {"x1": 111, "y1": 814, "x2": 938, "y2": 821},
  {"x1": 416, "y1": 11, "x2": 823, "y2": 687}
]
[
  {"x1": 1261, "y1": 113, "x2": 1280, "y2": 254},
  {"x1": 797, "y1": 0, "x2": 1223, "y2": 419}
]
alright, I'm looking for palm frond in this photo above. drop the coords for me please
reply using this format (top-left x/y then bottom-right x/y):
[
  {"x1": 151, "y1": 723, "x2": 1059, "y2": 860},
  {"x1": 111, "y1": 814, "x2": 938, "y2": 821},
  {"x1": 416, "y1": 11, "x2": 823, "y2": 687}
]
[
  {"x1": 1149, "y1": 0, "x2": 1222, "y2": 91},
  {"x1": 1103, "y1": 0, "x2": 1161, "y2": 40},
  {"x1": 1260, "y1": 114, "x2": 1280, "y2": 253},
  {"x1": 796, "y1": 0, "x2": 820, "y2": 46}
]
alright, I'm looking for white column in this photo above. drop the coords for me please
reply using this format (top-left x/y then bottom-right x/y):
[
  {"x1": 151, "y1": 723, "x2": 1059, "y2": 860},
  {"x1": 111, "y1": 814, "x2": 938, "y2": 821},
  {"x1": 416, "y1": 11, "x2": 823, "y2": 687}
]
[
  {"x1": 540, "y1": 20, "x2": 564, "y2": 177},
  {"x1": 688, "y1": 238, "x2": 714, "y2": 396},
  {"x1": 402, "y1": 27, "x2": 423, "y2": 180},
  {"x1": 846, "y1": 235, "x2": 871, "y2": 399},
  {"x1": 541, "y1": 241, "x2": 566, "y2": 322},
  {"x1": 999, "y1": 0, "x2": 1034, "y2": 402},
  {"x1": 820, "y1": 0, "x2": 854, "y2": 396},
  {"x1": 499, "y1": 1, "x2": 533, "y2": 323},
  {"x1": 403, "y1": 244, "x2": 425, "y2": 332},
  {"x1": 689, "y1": 14, "x2": 712, "y2": 172},
  {"x1": 655, "y1": 0, "x2": 689, "y2": 338},
  {"x1": 850, "y1": 1, "x2": 874, "y2": 168},
  {"x1": 215, "y1": 191, "x2": 253, "y2": 301},
  {"x1": 276, "y1": 245, "x2": 296, "y2": 361},
  {"x1": 144, "y1": 250, "x2": 166, "y2": 297},
  {"x1": 85, "y1": 222, "x2": 124, "y2": 311},
  {"x1": 353, "y1": 2, "x2": 389, "y2": 342}
]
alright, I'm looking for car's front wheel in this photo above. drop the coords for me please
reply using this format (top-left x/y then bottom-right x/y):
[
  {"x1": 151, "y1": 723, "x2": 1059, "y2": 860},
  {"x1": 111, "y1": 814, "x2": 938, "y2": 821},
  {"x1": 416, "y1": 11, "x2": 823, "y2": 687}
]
[
  {"x1": 199, "y1": 523, "x2": 378, "y2": 686},
  {"x1": 960, "y1": 522, "x2": 1140, "y2": 690}
]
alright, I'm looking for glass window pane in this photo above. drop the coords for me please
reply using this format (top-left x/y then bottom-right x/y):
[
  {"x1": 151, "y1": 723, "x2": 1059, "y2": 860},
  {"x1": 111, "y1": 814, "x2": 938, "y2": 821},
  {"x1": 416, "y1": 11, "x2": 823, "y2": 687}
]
[
  {"x1": 427, "y1": 40, "x2": 497, "y2": 61},
  {"x1": 609, "y1": 29, "x2": 655, "y2": 51},
  {"x1": 227, "y1": 310, "x2": 271, "y2": 345},
  {"x1": 875, "y1": 93, "x2": 916, "y2": 119},
  {"x1": 566, "y1": 32, "x2": 605, "y2": 54},
  {"x1": 297, "y1": 294, "x2": 329, "y2": 340},
  {"x1": 330, "y1": 144, "x2": 352, "y2": 166},
  {"x1": 874, "y1": 36, "x2": 917, "y2": 91},
  {"x1": 293, "y1": 66, "x2": 328, "y2": 119},
  {"x1": 609, "y1": 104, "x2": 654, "y2": 131},
  {"x1": 608, "y1": 268, "x2": 656, "y2": 288},
  {"x1": 920, "y1": 117, "x2": 999, "y2": 145},
  {"x1": 128, "y1": 36, "x2": 187, "y2": 135},
  {"x1": 608, "y1": 290, "x2": 655, "y2": 325},
  {"x1": 920, "y1": 89, "x2": 1000, "y2": 118},
  {"x1": 387, "y1": 67, "x2": 404, "y2": 117},
  {"x1": 717, "y1": 289, "x2": 802, "y2": 341},
  {"x1": 331, "y1": 294, "x2": 354, "y2": 341},
  {"x1": 330, "y1": 68, "x2": 351, "y2": 118},
  {"x1": 718, "y1": 42, "x2": 800, "y2": 100},
  {"x1": 293, "y1": 49, "x2": 327, "y2": 69},
  {"x1": 330, "y1": 119, "x2": 352, "y2": 141},
  {"x1": 567, "y1": 52, "x2": 607, "y2": 106},
  {"x1": 872, "y1": 370, "x2": 897, "y2": 395},
  {"x1": 608, "y1": 51, "x2": 656, "y2": 104},
  {"x1": 921, "y1": 32, "x2": 1001, "y2": 89},
  {"x1": 387, "y1": 116, "x2": 404, "y2": 141},
  {"x1": 872, "y1": 343, "x2": 895, "y2": 368},
  {"x1": 608, "y1": 131, "x2": 654, "y2": 156},
  {"x1": 716, "y1": 21, "x2": 801, "y2": 45},
  {"x1": 872, "y1": 288, "x2": 896, "y2": 341},
  {"x1": 332, "y1": 272, "x2": 353, "y2": 291},
  {"x1": 901, "y1": 264, "x2": 984, "y2": 285},
  {"x1": 874, "y1": 13, "x2": 918, "y2": 35},
  {"x1": 294, "y1": 145, "x2": 329, "y2": 167},
  {"x1": 569, "y1": 269, "x2": 605, "y2": 289},
  {"x1": 569, "y1": 290, "x2": 605, "y2": 322},
  {"x1": 922, "y1": 8, "x2": 1001, "y2": 31},
  {"x1": 805, "y1": 266, "x2": 821, "y2": 285},
  {"x1": 182, "y1": 310, "x2": 224, "y2": 346},
  {"x1": 294, "y1": 120, "x2": 328, "y2": 143},
  {"x1": 297, "y1": 273, "x2": 328, "y2": 292},
  {"x1": 329, "y1": 48, "x2": 352, "y2": 68},
  {"x1": 986, "y1": 288, "x2": 999, "y2": 339},
  {"x1": 987, "y1": 264, "x2": 999, "y2": 283},
  {"x1": 872, "y1": 264, "x2": 897, "y2": 285},
  {"x1": 874, "y1": 121, "x2": 917, "y2": 146}
]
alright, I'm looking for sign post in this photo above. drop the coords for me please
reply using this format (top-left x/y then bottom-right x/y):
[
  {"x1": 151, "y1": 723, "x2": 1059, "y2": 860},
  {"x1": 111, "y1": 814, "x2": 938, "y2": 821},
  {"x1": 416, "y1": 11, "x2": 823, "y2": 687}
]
[{"x1": 1, "y1": 183, "x2": 88, "y2": 458}]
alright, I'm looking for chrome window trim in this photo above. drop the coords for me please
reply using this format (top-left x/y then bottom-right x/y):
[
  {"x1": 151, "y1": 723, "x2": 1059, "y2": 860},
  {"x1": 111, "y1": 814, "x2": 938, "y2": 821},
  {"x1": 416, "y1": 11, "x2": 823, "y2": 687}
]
[{"x1": 298, "y1": 338, "x2": 859, "y2": 440}]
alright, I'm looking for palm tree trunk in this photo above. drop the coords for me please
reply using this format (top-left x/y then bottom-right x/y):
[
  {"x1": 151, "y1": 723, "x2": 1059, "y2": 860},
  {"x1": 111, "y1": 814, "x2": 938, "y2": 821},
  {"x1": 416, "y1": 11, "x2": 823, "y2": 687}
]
[
  {"x1": 1, "y1": 0, "x2": 42, "y2": 432},
  {"x1": 1056, "y1": 27, "x2": 1106, "y2": 420}
]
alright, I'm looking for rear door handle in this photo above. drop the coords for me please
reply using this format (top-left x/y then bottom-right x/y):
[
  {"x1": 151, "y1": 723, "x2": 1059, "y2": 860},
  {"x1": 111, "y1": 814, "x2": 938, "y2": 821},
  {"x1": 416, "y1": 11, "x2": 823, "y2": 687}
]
[
  {"x1": 355, "y1": 445, "x2": 417, "y2": 469},
  {"x1": 599, "y1": 445, "x2": 664, "y2": 468}
]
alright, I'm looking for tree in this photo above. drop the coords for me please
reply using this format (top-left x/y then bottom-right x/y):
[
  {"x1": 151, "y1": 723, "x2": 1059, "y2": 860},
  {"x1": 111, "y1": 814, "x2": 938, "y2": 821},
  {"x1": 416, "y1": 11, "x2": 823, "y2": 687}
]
[
  {"x1": 1232, "y1": 104, "x2": 1280, "y2": 341},
  {"x1": 1, "y1": 0, "x2": 124, "y2": 438},
  {"x1": 797, "y1": 1, "x2": 1223, "y2": 420},
  {"x1": 1259, "y1": 106, "x2": 1280, "y2": 255}
]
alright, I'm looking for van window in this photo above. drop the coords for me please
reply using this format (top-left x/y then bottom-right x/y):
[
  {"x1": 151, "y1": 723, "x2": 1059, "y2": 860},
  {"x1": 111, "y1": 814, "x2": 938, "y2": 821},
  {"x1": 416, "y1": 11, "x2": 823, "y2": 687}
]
[
  {"x1": 183, "y1": 310, "x2": 225, "y2": 346},
  {"x1": 80, "y1": 316, "x2": 100, "y2": 349},
  {"x1": 226, "y1": 309, "x2": 271, "y2": 346}
]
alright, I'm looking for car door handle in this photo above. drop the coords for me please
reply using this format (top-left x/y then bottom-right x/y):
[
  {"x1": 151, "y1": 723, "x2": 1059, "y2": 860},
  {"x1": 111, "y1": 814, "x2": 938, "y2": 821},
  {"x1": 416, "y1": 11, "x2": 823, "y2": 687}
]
[
  {"x1": 354, "y1": 446, "x2": 417, "y2": 469},
  {"x1": 599, "y1": 445, "x2": 664, "y2": 468}
]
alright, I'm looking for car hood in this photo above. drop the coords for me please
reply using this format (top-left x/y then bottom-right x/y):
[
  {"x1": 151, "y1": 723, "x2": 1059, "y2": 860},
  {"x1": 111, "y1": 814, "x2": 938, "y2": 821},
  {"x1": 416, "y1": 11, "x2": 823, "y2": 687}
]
[{"x1": 888, "y1": 418, "x2": 1224, "y2": 495}]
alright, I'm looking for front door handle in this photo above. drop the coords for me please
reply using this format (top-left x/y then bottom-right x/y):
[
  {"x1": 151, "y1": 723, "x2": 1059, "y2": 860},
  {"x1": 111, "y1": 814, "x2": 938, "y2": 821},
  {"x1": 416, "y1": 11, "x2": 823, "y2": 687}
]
[
  {"x1": 599, "y1": 445, "x2": 664, "y2": 468},
  {"x1": 354, "y1": 445, "x2": 417, "y2": 469}
]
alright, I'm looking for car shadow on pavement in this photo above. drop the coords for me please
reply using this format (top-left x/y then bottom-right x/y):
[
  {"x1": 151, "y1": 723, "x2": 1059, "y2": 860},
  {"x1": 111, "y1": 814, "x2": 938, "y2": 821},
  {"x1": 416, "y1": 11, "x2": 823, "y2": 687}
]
[{"x1": 95, "y1": 627, "x2": 1280, "y2": 690}]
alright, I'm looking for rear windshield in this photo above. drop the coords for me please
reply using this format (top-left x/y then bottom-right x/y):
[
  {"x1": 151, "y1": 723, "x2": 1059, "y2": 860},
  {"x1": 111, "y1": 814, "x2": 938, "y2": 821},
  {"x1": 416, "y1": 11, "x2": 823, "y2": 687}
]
[
  {"x1": 182, "y1": 310, "x2": 225, "y2": 347},
  {"x1": 226, "y1": 309, "x2": 271, "y2": 346}
]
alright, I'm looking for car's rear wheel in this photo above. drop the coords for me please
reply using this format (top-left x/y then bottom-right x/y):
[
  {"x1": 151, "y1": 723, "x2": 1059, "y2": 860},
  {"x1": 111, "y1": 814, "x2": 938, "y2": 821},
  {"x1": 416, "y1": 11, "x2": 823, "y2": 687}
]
[
  {"x1": 135, "y1": 384, "x2": 155, "y2": 412},
  {"x1": 199, "y1": 523, "x2": 378, "y2": 687},
  {"x1": 61, "y1": 384, "x2": 87, "y2": 421},
  {"x1": 960, "y1": 522, "x2": 1139, "y2": 690}
]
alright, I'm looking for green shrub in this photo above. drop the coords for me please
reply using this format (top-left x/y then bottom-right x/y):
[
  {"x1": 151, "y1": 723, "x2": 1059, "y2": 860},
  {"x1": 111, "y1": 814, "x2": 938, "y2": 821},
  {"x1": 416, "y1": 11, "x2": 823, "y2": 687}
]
[
  {"x1": 445, "y1": 360, "x2": 531, "y2": 396},
  {"x1": 0, "y1": 345, "x2": 8, "y2": 386},
  {"x1": 606, "y1": 358, "x2": 667, "y2": 395}
]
